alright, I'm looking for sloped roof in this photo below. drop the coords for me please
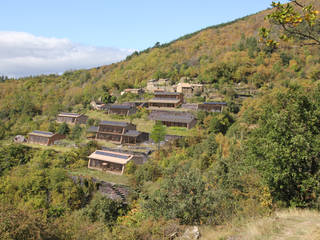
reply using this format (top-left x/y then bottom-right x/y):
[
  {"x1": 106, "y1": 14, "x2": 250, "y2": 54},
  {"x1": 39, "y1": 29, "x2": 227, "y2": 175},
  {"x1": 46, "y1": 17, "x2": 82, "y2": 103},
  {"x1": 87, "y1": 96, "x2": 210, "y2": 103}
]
[
  {"x1": 88, "y1": 150, "x2": 133, "y2": 165},
  {"x1": 123, "y1": 130, "x2": 142, "y2": 137},
  {"x1": 148, "y1": 98, "x2": 180, "y2": 104},
  {"x1": 154, "y1": 92, "x2": 181, "y2": 96},
  {"x1": 29, "y1": 130, "x2": 54, "y2": 137},
  {"x1": 58, "y1": 112, "x2": 82, "y2": 118},
  {"x1": 203, "y1": 102, "x2": 227, "y2": 105},
  {"x1": 99, "y1": 121, "x2": 129, "y2": 127},
  {"x1": 149, "y1": 111, "x2": 195, "y2": 124},
  {"x1": 109, "y1": 104, "x2": 132, "y2": 110}
]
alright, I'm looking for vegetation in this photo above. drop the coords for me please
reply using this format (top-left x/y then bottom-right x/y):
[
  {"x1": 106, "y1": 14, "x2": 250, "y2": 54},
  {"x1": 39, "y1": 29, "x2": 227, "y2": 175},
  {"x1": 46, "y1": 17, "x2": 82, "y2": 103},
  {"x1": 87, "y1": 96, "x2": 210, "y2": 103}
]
[{"x1": 0, "y1": 0, "x2": 320, "y2": 239}]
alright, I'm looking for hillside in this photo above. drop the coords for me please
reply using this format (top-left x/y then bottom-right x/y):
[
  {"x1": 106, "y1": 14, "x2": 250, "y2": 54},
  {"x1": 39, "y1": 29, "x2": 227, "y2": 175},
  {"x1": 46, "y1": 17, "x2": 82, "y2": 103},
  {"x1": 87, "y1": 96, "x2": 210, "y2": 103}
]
[{"x1": 1, "y1": 1, "x2": 320, "y2": 239}]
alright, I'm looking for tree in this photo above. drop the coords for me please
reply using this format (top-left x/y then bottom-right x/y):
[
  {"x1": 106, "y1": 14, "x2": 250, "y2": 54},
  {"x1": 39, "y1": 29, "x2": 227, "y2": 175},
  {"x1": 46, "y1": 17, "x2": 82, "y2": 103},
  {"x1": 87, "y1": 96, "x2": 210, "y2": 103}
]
[
  {"x1": 150, "y1": 121, "x2": 166, "y2": 152},
  {"x1": 57, "y1": 122, "x2": 70, "y2": 135},
  {"x1": 260, "y1": 1, "x2": 320, "y2": 47},
  {"x1": 246, "y1": 85, "x2": 320, "y2": 207}
]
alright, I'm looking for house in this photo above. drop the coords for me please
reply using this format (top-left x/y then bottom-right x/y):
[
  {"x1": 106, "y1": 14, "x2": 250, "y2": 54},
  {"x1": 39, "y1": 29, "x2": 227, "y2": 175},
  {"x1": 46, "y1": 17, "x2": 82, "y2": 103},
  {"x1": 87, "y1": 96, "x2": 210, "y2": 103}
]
[
  {"x1": 57, "y1": 112, "x2": 88, "y2": 124},
  {"x1": 107, "y1": 103, "x2": 136, "y2": 116},
  {"x1": 149, "y1": 110, "x2": 197, "y2": 129},
  {"x1": 146, "y1": 78, "x2": 174, "y2": 93},
  {"x1": 148, "y1": 92, "x2": 184, "y2": 108},
  {"x1": 198, "y1": 102, "x2": 227, "y2": 112},
  {"x1": 176, "y1": 83, "x2": 204, "y2": 97},
  {"x1": 91, "y1": 121, "x2": 149, "y2": 144},
  {"x1": 90, "y1": 100, "x2": 107, "y2": 110},
  {"x1": 121, "y1": 88, "x2": 144, "y2": 95},
  {"x1": 88, "y1": 150, "x2": 133, "y2": 175},
  {"x1": 28, "y1": 130, "x2": 65, "y2": 146}
]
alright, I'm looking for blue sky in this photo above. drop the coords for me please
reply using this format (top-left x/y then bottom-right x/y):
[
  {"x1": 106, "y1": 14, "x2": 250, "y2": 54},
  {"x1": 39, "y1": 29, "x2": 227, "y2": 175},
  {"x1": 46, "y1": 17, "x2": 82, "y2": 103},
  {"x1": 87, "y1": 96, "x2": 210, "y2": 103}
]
[{"x1": 0, "y1": 0, "x2": 289, "y2": 77}]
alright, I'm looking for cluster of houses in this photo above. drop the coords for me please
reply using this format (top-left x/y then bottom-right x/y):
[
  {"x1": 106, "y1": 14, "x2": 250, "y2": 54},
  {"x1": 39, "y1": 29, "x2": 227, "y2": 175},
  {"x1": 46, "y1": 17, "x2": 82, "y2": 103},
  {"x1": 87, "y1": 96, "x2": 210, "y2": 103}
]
[{"x1": 25, "y1": 80, "x2": 228, "y2": 175}]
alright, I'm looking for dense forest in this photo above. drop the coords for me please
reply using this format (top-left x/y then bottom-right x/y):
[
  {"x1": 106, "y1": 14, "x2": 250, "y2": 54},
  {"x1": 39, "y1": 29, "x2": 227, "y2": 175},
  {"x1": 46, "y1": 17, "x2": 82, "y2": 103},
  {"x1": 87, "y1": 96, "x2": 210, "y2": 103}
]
[{"x1": 1, "y1": 0, "x2": 320, "y2": 239}]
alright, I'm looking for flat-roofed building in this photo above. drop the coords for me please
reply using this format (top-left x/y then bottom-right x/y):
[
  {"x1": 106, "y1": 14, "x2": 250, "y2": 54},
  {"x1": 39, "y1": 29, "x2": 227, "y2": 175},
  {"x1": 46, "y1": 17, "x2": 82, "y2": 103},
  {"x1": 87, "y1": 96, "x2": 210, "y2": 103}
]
[
  {"x1": 57, "y1": 113, "x2": 88, "y2": 124},
  {"x1": 107, "y1": 103, "x2": 136, "y2": 116},
  {"x1": 148, "y1": 92, "x2": 184, "y2": 108},
  {"x1": 149, "y1": 110, "x2": 197, "y2": 129},
  {"x1": 121, "y1": 88, "x2": 144, "y2": 95},
  {"x1": 88, "y1": 150, "x2": 133, "y2": 174},
  {"x1": 198, "y1": 102, "x2": 227, "y2": 112},
  {"x1": 28, "y1": 130, "x2": 65, "y2": 146},
  {"x1": 92, "y1": 121, "x2": 148, "y2": 144}
]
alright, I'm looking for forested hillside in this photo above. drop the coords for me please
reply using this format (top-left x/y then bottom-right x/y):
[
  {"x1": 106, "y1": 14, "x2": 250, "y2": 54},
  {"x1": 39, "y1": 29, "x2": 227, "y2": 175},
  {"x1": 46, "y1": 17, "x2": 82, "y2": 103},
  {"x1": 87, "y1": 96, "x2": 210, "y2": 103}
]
[{"x1": 1, "y1": 0, "x2": 320, "y2": 239}]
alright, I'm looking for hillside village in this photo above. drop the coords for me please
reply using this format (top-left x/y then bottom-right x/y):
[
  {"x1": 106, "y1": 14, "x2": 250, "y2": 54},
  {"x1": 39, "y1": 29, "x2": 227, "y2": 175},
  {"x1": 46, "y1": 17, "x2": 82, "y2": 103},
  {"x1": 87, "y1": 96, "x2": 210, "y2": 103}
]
[{"x1": 1, "y1": 0, "x2": 320, "y2": 239}]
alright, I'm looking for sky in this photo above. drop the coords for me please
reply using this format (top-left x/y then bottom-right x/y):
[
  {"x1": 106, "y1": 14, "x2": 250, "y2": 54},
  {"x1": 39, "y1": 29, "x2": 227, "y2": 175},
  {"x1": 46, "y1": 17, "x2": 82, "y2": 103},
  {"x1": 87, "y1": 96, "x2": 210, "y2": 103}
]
[{"x1": 0, "y1": 0, "x2": 289, "y2": 77}]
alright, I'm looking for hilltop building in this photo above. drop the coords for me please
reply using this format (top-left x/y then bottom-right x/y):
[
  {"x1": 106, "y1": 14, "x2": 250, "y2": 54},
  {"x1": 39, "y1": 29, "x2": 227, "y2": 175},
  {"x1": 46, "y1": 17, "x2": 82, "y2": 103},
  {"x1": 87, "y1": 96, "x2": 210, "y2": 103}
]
[
  {"x1": 176, "y1": 83, "x2": 204, "y2": 97},
  {"x1": 107, "y1": 103, "x2": 136, "y2": 116},
  {"x1": 28, "y1": 130, "x2": 65, "y2": 146},
  {"x1": 121, "y1": 88, "x2": 144, "y2": 95},
  {"x1": 57, "y1": 112, "x2": 88, "y2": 124},
  {"x1": 90, "y1": 121, "x2": 148, "y2": 144},
  {"x1": 148, "y1": 92, "x2": 184, "y2": 108},
  {"x1": 149, "y1": 110, "x2": 197, "y2": 129},
  {"x1": 88, "y1": 150, "x2": 133, "y2": 174}
]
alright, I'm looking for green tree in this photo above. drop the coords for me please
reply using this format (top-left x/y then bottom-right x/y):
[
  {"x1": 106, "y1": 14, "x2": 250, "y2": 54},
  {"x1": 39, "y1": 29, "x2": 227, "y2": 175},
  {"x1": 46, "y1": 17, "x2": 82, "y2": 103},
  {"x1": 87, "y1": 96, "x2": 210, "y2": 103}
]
[
  {"x1": 57, "y1": 122, "x2": 70, "y2": 135},
  {"x1": 70, "y1": 124, "x2": 82, "y2": 140},
  {"x1": 150, "y1": 121, "x2": 166, "y2": 152},
  {"x1": 246, "y1": 85, "x2": 320, "y2": 207}
]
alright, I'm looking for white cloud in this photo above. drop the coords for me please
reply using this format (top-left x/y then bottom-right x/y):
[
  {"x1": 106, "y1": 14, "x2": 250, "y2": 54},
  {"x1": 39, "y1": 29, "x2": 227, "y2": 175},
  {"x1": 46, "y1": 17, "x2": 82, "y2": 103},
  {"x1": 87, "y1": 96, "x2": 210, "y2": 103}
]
[{"x1": 0, "y1": 31, "x2": 134, "y2": 77}]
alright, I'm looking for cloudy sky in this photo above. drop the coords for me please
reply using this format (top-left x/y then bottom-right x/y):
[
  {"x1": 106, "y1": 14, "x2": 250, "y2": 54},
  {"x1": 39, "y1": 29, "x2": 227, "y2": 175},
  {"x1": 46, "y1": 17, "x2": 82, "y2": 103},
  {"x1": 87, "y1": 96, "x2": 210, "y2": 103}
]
[{"x1": 0, "y1": 0, "x2": 289, "y2": 78}]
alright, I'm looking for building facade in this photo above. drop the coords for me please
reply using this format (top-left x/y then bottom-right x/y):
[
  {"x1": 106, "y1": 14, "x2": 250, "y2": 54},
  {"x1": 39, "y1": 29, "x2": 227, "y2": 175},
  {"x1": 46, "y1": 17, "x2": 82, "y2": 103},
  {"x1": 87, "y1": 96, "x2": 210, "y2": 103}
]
[
  {"x1": 107, "y1": 104, "x2": 136, "y2": 116},
  {"x1": 28, "y1": 130, "x2": 65, "y2": 146},
  {"x1": 149, "y1": 110, "x2": 197, "y2": 129},
  {"x1": 148, "y1": 92, "x2": 184, "y2": 108},
  {"x1": 93, "y1": 121, "x2": 148, "y2": 144},
  {"x1": 57, "y1": 113, "x2": 88, "y2": 124},
  {"x1": 198, "y1": 102, "x2": 227, "y2": 112}
]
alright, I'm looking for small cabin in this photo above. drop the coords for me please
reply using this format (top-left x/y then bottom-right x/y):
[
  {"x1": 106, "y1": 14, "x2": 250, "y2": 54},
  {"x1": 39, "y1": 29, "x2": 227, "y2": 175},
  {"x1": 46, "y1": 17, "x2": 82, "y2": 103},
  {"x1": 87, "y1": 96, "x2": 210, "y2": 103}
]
[
  {"x1": 107, "y1": 104, "x2": 136, "y2": 116},
  {"x1": 148, "y1": 92, "x2": 184, "y2": 108},
  {"x1": 149, "y1": 110, "x2": 197, "y2": 129},
  {"x1": 90, "y1": 101, "x2": 107, "y2": 110},
  {"x1": 88, "y1": 150, "x2": 133, "y2": 175},
  {"x1": 198, "y1": 102, "x2": 227, "y2": 112},
  {"x1": 57, "y1": 113, "x2": 88, "y2": 124},
  {"x1": 28, "y1": 130, "x2": 65, "y2": 146}
]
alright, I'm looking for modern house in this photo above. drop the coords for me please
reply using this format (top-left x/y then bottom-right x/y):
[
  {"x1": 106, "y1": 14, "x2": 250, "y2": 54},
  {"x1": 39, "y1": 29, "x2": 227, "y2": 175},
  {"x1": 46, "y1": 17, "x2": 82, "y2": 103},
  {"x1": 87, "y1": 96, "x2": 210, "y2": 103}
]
[
  {"x1": 198, "y1": 102, "x2": 227, "y2": 112},
  {"x1": 88, "y1": 150, "x2": 133, "y2": 174},
  {"x1": 149, "y1": 110, "x2": 197, "y2": 129},
  {"x1": 28, "y1": 130, "x2": 65, "y2": 146},
  {"x1": 92, "y1": 121, "x2": 148, "y2": 144},
  {"x1": 148, "y1": 92, "x2": 184, "y2": 108},
  {"x1": 107, "y1": 103, "x2": 136, "y2": 116},
  {"x1": 57, "y1": 113, "x2": 88, "y2": 124}
]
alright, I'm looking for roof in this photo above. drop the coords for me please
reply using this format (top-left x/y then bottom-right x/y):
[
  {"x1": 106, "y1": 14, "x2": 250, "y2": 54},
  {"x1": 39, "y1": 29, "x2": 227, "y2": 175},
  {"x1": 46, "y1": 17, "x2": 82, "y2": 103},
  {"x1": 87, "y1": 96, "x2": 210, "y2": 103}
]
[
  {"x1": 148, "y1": 98, "x2": 180, "y2": 104},
  {"x1": 203, "y1": 102, "x2": 227, "y2": 105},
  {"x1": 99, "y1": 121, "x2": 130, "y2": 127},
  {"x1": 58, "y1": 112, "x2": 82, "y2": 118},
  {"x1": 109, "y1": 104, "x2": 132, "y2": 110},
  {"x1": 87, "y1": 126, "x2": 99, "y2": 133},
  {"x1": 123, "y1": 130, "x2": 142, "y2": 137},
  {"x1": 149, "y1": 111, "x2": 195, "y2": 124},
  {"x1": 29, "y1": 130, "x2": 54, "y2": 137},
  {"x1": 178, "y1": 83, "x2": 192, "y2": 88},
  {"x1": 88, "y1": 150, "x2": 133, "y2": 165},
  {"x1": 154, "y1": 92, "x2": 181, "y2": 96}
]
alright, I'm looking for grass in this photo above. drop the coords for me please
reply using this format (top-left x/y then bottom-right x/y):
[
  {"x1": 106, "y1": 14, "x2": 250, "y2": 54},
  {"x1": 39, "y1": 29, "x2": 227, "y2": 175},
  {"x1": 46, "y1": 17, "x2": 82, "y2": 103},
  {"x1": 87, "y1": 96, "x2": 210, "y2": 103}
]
[
  {"x1": 23, "y1": 142, "x2": 72, "y2": 152},
  {"x1": 69, "y1": 167, "x2": 130, "y2": 185},
  {"x1": 200, "y1": 209, "x2": 320, "y2": 240}
]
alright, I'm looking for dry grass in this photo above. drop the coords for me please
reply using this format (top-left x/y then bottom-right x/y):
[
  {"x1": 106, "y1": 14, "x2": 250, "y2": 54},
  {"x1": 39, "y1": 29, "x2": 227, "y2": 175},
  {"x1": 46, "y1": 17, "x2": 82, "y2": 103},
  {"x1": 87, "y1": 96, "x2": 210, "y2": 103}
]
[{"x1": 200, "y1": 209, "x2": 320, "y2": 240}]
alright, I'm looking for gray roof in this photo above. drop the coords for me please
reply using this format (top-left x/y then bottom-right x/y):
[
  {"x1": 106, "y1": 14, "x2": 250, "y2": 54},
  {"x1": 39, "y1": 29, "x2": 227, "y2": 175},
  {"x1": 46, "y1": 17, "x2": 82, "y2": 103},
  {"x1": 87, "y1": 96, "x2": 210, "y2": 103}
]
[
  {"x1": 149, "y1": 111, "x2": 195, "y2": 124},
  {"x1": 203, "y1": 102, "x2": 227, "y2": 105},
  {"x1": 109, "y1": 104, "x2": 132, "y2": 110},
  {"x1": 88, "y1": 126, "x2": 99, "y2": 133},
  {"x1": 99, "y1": 121, "x2": 129, "y2": 127},
  {"x1": 154, "y1": 92, "x2": 181, "y2": 96},
  {"x1": 123, "y1": 130, "x2": 142, "y2": 137}
]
